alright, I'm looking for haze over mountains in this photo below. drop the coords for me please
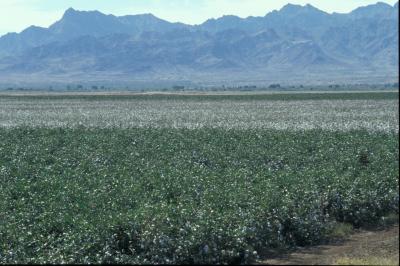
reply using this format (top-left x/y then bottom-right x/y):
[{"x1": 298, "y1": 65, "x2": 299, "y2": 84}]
[{"x1": 0, "y1": 2, "x2": 398, "y2": 87}]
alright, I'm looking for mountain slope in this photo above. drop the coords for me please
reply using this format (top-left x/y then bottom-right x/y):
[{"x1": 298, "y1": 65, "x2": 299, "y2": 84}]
[{"x1": 0, "y1": 2, "x2": 398, "y2": 86}]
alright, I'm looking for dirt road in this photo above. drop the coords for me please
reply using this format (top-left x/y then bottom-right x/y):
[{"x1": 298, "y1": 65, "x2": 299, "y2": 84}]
[{"x1": 257, "y1": 224, "x2": 399, "y2": 265}]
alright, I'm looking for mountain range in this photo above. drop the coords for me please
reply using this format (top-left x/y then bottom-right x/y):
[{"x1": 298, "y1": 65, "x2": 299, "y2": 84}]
[{"x1": 0, "y1": 2, "x2": 398, "y2": 87}]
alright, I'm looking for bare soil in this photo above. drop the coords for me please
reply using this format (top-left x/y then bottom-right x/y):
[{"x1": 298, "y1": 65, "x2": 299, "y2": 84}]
[{"x1": 257, "y1": 224, "x2": 399, "y2": 265}]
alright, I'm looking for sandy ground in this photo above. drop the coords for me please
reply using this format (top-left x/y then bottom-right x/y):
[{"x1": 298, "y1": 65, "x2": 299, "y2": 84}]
[
  {"x1": 257, "y1": 224, "x2": 399, "y2": 265},
  {"x1": 0, "y1": 90, "x2": 397, "y2": 97}
]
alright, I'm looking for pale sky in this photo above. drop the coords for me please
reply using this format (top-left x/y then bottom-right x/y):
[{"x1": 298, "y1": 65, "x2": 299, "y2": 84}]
[{"x1": 0, "y1": 0, "x2": 398, "y2": 36}]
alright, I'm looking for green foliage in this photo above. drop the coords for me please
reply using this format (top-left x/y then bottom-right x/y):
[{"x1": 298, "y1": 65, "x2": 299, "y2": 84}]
[{"x1": 0, "y1": 128, "x2": 398, "y2": 264}]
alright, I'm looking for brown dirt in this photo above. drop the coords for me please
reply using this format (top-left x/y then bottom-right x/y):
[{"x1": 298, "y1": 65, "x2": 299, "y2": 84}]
[{"x1": 256, "y1": 224, "x2": 399, "y2": 265}]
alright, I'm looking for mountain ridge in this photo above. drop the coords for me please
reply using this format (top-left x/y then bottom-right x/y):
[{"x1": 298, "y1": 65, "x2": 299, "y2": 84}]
[{"x1": 0, "y1": 2, "x2": 398, "y2": 86}]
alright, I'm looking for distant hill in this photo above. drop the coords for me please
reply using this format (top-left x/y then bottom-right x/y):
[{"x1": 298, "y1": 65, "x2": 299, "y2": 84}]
[{"x1": 0, "y1": 2, "x2": 398, "y2": 86}]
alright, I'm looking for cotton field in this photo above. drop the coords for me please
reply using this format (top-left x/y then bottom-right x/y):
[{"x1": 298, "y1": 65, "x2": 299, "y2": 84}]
[
  {"x1": 0, "y1": 92, "x2": 398, "y2": 264},
  {"x1": 0, "y1": 94, "x2": 398, "y2": 132}
]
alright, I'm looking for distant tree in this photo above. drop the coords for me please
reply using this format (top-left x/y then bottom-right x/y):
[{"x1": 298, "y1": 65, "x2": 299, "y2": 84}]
[
  {"x1": 269, "y1": 84, "x2": 281, "y2": 89},
  {"x1": 173, "y1": 85, "x2": 185, "y2": 90}
]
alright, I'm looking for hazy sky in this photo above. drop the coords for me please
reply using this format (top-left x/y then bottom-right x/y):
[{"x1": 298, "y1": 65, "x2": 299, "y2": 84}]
[{"x1": 0, "y1": 0, "x2": 398, "y2": 36}]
